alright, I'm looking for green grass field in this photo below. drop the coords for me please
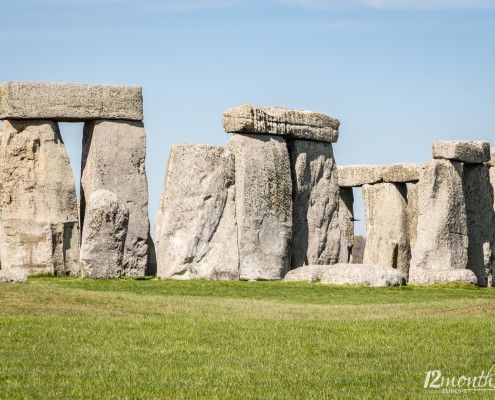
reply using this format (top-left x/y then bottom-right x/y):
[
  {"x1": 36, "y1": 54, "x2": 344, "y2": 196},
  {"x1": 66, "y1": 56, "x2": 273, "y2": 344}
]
[{"x1": 1, "y1": 277, "x2": 495, "y2": 399}]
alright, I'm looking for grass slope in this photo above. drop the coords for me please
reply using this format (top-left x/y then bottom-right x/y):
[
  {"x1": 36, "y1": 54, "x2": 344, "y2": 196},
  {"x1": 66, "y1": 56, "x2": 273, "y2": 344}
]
[{"x1": 1, "y1": 277, "x2": 495, "y2": 399}]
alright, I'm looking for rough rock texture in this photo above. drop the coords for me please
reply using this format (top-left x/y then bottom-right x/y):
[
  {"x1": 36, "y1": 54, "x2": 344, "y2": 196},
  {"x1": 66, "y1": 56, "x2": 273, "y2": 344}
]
[
  {"x1": 0, "y1": 268, "x2": 28, "y2": 283},
  {"x1": 227, "y1": 134, "x2": 292, "y2": 280},
  {"x1": 409, "y1": 269, "x2": 477, "y2": 285},
  {"x1": 81, "y1": 120, "x2": 150, "y2": 276},
  {"x1": 407, "y1": 182, "x2": 419, "y2": 252},
  {"x1": 79, "y1": 190, "x2": 129, "y2": 279},
  {"x1": 362, "y1": 183, "x2": 410, "y2": 279},
  {"x1": 338, "y1": 187, "x2": 354, "y2": 263},
  {"x1": 0, "y1": 120, "x2": 80, "y2": 276},
  {"x1": 338, "y1": 165, "x2": 384, "y2": 187},
  {"x1": 410, "y1": 159, "x2": 468, "y2": 274},
  {"x1": 382, "y1": 163, "x2": 421, "y2": 183},
  {"x1": 223, "y1": 104, "x2": 340, "y2": 143},
  {"x1": 432, "y1": 140, "x2": 490, "y2": 164},
  {"x1": 288, "y1": 140, "x2": 340, "y2": 270},
  {"x1": 284, "y1": 265, "x2": 328, "y2": 283},
  {"x1": 489, "y1": 167, "x2": 495, "y2": 286},
  {"x1": 0, "y1": 81, "x2": 143, "y2": 121},
  {"x1": 320, "y1": 263, "x2": 405, "y2": 287},
  {"x1": 153, "y1": 144, "x2": 239, "y2": 280},
  {"x1": 463, "y1": 164, "x2": 493, "y2": 287},
  {"x1": 487, "y1": 148, "x2": 495, "y2": 167}
]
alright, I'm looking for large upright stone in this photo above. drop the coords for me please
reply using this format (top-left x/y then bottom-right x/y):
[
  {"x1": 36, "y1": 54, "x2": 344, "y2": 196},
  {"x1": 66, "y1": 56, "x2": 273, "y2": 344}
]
[
  {"x1": 338, "y1": 187, "x2": 354, "y2": 263},
  {"x1": 362, "y1": 183, "x2": 410, "y2": 279},
  {"x1": 81, "y1": 120, "x2": 150, "y2": 276},
  {"x1": 489, "y1": 167, "x2": 495, "y2": 286},
  {"x1": 0, "y1": 82, "x2": 143, "y2": 121},
  {"x1": 338, "y1": 165, "x2": 384, "y2": 187},
  {"x1": 288, "y1": 140, "x2": 340, "y2": 269},
  {"x1": 410, "y1": 159, "x2": 468, "y2": 275},
  {"x1": 463, "y1": 164, "x2": 493, "y2": 287},
  {"x1": 153, "y1": 144, "x2": 239, "y2": 280},
  {"x1": 223, "y1": 104, "x2": 340, "y2": 143},
  {"x1": 0, "y1": 120, "x2": 79, "y2": 275},
  {"x1": 407, "y1": 182, "x2": 419, "y2": 252},
  {"x1": 432, "y1": 140, "x2": 490, "y2": 164},
  {"x1": 79, "y1": 190, "x2": 129, "y2": 279},
  {"x1": 227, "y1": 134, "x2": 292, "y2": 280}
]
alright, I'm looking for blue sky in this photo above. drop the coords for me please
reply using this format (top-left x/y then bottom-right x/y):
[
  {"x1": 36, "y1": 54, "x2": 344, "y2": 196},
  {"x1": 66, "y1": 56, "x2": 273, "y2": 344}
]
[{"x1": 1, "y1": 0, "x2": 495, "y2": 235}]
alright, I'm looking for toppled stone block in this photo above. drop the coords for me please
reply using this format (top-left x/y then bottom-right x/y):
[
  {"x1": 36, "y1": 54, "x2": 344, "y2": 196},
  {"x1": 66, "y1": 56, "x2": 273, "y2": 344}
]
[
  {"x1": 284, "y1": 265, "x2": 327, "y2": 283},
  {"x1": 288, "y1": 140, "x2": 340, "y2": 269},
  {"x1": 0, "y1": 81, "x2": 143, "y2": 121},
  {"x1": 0, "y1": 269, "x2": 28, "y2": 283},
  {"x1": 320, "y1": 263, "x2": 405, "y2": 287},
  {"x1": 337, "y1": 165, "x2": 384, "y2": 187},
  {"x1": 382, "y1": 163, "x2": 421, "y2": 183},
  {"x1": 432, "y1": 140, "x2": 490, "y2": 164},
  {"x1": 79, "y1": 190, "x2": 129, "y2": 279},
  {"x1": 409, "y1": 269, "x2": 477, "y2": 285},
  {"x1": 153, "y1": 144, "x2": 239, "y2": 280},
  {"x1": 222, "y1": 104, "x2": 339, "y2": 143},
  {"x1": 338, "y1": 187, "x2": 354, "y2": 263}
]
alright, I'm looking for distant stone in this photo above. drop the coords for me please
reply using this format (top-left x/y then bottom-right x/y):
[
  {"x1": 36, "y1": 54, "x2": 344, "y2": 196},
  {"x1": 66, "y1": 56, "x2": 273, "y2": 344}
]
[
  {"x1": 0, "y1": 269, "x2": 28, "y2": 283},
  {"x1": 337, "y1": 165, "x2": 384, "y2": 187},
  {"x1": 0, "y1": 81, "x2": 143, "y2": 121},
  {"x1": 409, "y1": 269, "x2": 477, "y2": 285},
  {"x1": 284, "y1": 265, "x2": 327, "y2": 283},
  {"x1": 338, "y1": 187, "x2": 354, "y2": 263},
  {"x1": 432, "y1": 140, "x2": 490, "y2": 164},
  {"x1": 407, "y1": 182, "x2": 419, "y2": 252},
  {"x1": 288, "y1": 140, "x2": 340, "y2": 269},
  {"x1": 320, "y1": 263, "x2": 405, "y2": 287},
  {"x1": 222, "y1": 104, "x2": 340, "y2": 143},
  {"x1": 79, "y1": 190, "x2": 129, "y2": 279},
  {"x1": 487, "y1": 148, "x2": 495, "y2": 167},
  {"x1": 153, "y1": 144, "x2": 239, "y2": 280},
  {"x1": 227, "y1": 134, "x2": 292, "y2": 280},
  {"x1": 382, "y1": 163, "x2": 421, "y2": 183}
]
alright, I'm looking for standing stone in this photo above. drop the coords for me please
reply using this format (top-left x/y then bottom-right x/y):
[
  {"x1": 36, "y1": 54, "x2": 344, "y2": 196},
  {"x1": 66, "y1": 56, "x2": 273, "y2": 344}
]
[
  {"x1": 227, "y1": 134, "x2": 292, "y2": 280},
  {"x1": 410, "y1": 159, "x2": 468, "y2": 277},
  {"x1": 362, "y1": 183, "x2": 410, "y2": 279},
  {"x1": 288, "y1": 140, "x2": 340, "y2": 270},
  {"x1": 489, "y1": 167, "x2": 495, "y2": 286},
  {"x1": 463, "y1": 164, "x2": 493, "y2": 287},
  {"x1": 79, "y1": 190, "x2": 129, "y2": 279},
  {"x1": 407, "y1": 182, "x2": 419, "y2": 252},
  {"x1": 338, "y1": 187, "x2": 354, "y2": 263},
  {"x1": 0, "y1": 120, "x2": 79, "y2": 276},
  {"x1": 81, "y1": 120, "x2": 150, "y2": 276},
  {"x1": 153, "y1": 144, "x2": 239, "y2": 280}
]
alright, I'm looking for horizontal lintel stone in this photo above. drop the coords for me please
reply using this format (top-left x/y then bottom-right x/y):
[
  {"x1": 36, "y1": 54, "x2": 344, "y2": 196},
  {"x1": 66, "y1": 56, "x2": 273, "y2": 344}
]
[
  {"x1": 382, "y1": 163, "x2": 422, "y2": 183},
  {"x1": 338, "y1": 165, "x2": 385, "y2": 187},
  {"x1": 0, "y1": 81, "x2": 143, "y2": 121},
  {"x1": 432, "y1": 140, "x2": 490, "y2": 164}
]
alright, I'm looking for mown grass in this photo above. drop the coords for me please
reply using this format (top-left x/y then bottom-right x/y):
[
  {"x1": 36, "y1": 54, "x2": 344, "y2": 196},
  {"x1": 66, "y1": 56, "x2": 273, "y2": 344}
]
[{"x1": 1, "y1": 277, "x2": 495, "y2": 399}]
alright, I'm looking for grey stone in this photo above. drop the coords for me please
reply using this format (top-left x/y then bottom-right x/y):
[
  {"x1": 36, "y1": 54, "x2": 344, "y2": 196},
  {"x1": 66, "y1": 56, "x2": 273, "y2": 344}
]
[
  {"x1": 79, "y1": 190, "x2": 129, "y2": 279},
  {"x1": 409, "y1": 269, "x2": 477, "y2": 285},
  {"x1": 0, "y1": 120, "x2": 80, "y2": 276},
  {"x1": 81, "y1": 120, "x2": 150, "y2": 276},
  {"x1": 338, "y1": 187, "x2": 354, "y2": 263},
  {"x1": 407, "y1": 182, "x2": 419, "y2": 252},
  {"x1": 153, "y1": 144, "x2": 239, "y2": 280},
  {"x1": 288, "y1": 140, "x2": 340, "y2": 270},
  {"x1": 0, "y1": 268, "x2": 28, "y2": 283},
  {"x1": 0, "y1": 81, "x2": 143, "y2": 121},
  {"x1": 223, "y1": 104, "x2": 339, "y2": 143},
  {"x1": 487, "y1": 148, "x2": 495, "y2": 167},
  {"x1": 410, "y1": 159, "x2": 468, "y2": 274},
  {"x1": 489, "y1": 167, "x2": 495, "y2": 286},
  {"x1": 320, "y1": 263, "x2": 405, "y2": 287},
  {"x1": 382, "y1": 163, "x2": 421, "y2": 183},
  {"x1": 362, "y1": 183, "x2": 410, "y2": 280},
  {"x1": 284, "y1": 265, "x2": 327, "y2": 283},
  {"x1": 227, "y1": 134, "x2": 292, "y2": 280},
  {"x1": 432, "y1": 140, "x2": 490, "y2": 163},
  {"x1": 337, "y1": 165, "x2": 384, "y2": 187}
]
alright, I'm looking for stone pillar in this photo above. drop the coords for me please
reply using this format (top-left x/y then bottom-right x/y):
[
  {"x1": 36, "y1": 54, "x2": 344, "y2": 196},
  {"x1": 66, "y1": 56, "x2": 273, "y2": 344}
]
[
  {"x1": 338, "y1": 187, "x2": 354, "y2": 263},
  {"x1": 81, "y1": 120, "x2": 150, "y2": 276},
  {"x1": 489, "y1": 162, "x2": 495, "y2": 286},
  {"x1": 407, "y1": 182, "x2": 419, "y2": 252},
  {"x1": 362, "y1": 182, "x2": 410, "y2": 279},
  {"x1": 288, "y1": 140, "x2": 340, "y2": 269},
  {"x1": 0, "y1": 120, "x2": 80, "y2": 276}
]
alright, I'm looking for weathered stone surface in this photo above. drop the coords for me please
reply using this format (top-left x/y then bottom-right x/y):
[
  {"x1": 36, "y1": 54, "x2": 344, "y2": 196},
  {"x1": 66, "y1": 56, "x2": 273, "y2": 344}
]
[
  {"x1": 0, "y1": 268, "x2": 28, "y2": 283},
  {"x1": 410, "y1": 159, "x2": 468, "y2": 274},
  {"x1": 79, "y1": 190, "x2": 129, "y2": 279},
  {"x1": 463, "y1": 164, "x2": 493, "y2": 287},
  {"x1": 409, "y1": 269, "x2": 477, "y2": 285},
  {"x1": 0, "y1": 81, "x2": 143, "y2": 121},
  {"x1": 432, "y1": 140, "x2": 490, "y2": 163},
  {"x1": 486, "y1": 148, "x2": 495, "y2": 167},
  {"x1": 284, "y1": 265, "x2": 327, "y2": 283},
  {"x1": 288, "y1": 140, "x2": 340, "y2": 270},
  {"x1": 362, "y1": 183, "x2": 410, "y2": 279},
  {"x1": 0, "y1": 120, "x2": 80, "y2": 276},
  {"x1": 382, "y1": 163, "x2": 421, "y2": 183},
  {"x1": 338, "y1": 187, "x2": 354, "y2": 263},
  {"x1": 489, "y1": 167, "x2": 495, "y2": 287},
  {"x1": 153, "y1": 144, "x2": 239, "y2": 280},
  {"x1": 407, "y1": 182, "x2": 419, "y2": 252},
  {"x1": 223, "y1": 104, "x2": 339, "y2": 143},
  {"x1": 337, "y1": 165, "x2": 384, "y2": 187},
  {"x1": 227, "y1": 134, "x2": 292, "y2": 280},
  {"x1": 320, "y1": 263, "x2": 405, "y2": 287},
  {"x1": 81, "y1": 120, "x2": 150, "y2": 276}
]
